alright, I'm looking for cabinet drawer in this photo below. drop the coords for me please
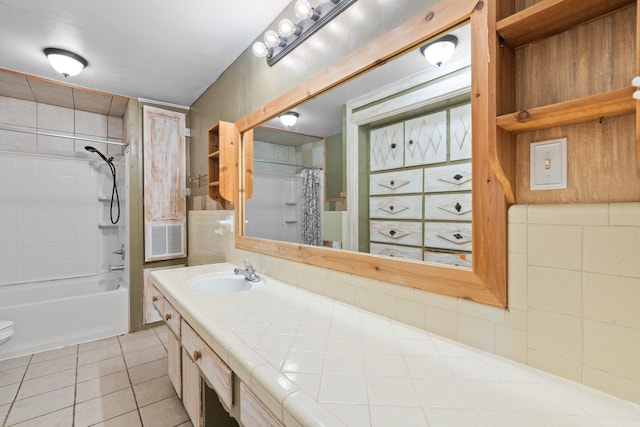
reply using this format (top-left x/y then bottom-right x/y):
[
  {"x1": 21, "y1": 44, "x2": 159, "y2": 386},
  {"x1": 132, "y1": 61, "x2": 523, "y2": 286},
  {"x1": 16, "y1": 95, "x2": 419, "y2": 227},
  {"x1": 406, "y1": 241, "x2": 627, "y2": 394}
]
[
  {"x1": 181, "y1": 320, "x2": 233, "y2": 409},
  {"x1": 370, "y1": 220, "x2": 422, "y2": 246},
  {"x1": 240, "y1": 382, "x2": 283, "y2": 427},
  {"x1": 369, "y1": 169, "x2": 423, "y2": 195},
  {"x1": 163, "y1": 299, "x2": 181, "y2": 338},
  {"x1": 151, "y1": 286, "x2": 164, "y2": 315},
  {"x1": 425, "y1": 193, "x2": 472, "y2": 221},
  {"x1": 370, "y1": 243, "x2": 423, "y2": 260},
  {"x1": 424, "y1": 163, "x2": 472, "y2": 193},
  {"x1": 424, "y1": 250, "x2": 472, "y2": 268},
  {"x1": 424, "y1": 222, "x2": 472, "y2": 251},
  {"x1": 370, "y1": 123, "x2": 404, "y2": 172},
  {"x1": 370, "y1": 195, "x2": 422, "y2": 219}
]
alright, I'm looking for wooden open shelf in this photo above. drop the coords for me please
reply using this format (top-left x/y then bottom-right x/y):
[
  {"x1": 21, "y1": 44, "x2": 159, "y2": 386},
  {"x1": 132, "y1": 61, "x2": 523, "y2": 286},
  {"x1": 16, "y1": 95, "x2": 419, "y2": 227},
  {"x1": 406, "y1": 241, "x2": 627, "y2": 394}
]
[
  {"x1": 497, "y1": 87, "x2": 636, "y2": 133},
  {"x1": 497, "y1": 0, "x2": 634, "y2": 48},
  {"x1": 207, "y1": 121, "x2": 238, "y2": 209}
]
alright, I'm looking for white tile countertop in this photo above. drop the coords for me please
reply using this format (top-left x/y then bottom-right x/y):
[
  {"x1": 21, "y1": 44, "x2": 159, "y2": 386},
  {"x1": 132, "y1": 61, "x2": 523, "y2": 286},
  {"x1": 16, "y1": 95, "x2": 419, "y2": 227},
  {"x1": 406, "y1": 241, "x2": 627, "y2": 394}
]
[{"x1": 151, "y1": 263, "x2": 640, "y2": 427}]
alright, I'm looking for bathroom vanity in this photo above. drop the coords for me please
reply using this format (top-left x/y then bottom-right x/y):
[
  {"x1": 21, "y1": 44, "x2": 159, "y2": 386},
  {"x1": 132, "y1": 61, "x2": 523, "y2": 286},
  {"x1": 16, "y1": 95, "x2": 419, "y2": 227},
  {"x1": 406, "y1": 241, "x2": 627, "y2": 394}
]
[{"x1": 150, "y1": 263, "x2": 640, "y2": 427}]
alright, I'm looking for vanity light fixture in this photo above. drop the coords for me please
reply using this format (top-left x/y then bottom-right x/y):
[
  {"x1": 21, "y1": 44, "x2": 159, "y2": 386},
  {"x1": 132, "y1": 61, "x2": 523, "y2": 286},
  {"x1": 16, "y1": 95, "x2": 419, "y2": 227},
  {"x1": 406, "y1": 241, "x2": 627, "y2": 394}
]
[
  {"x1": 279, "y1": 111, "x2": 299, "y2": 127},
  {"x1": 252, "y1": 0, "x2": 357, "y2": 66},
  {"x1": 44, "y1": 48, "x2": 88, "y2": 77},
  {"x1": 420, "y1": 35, "x2": 458, "y2": 67}
]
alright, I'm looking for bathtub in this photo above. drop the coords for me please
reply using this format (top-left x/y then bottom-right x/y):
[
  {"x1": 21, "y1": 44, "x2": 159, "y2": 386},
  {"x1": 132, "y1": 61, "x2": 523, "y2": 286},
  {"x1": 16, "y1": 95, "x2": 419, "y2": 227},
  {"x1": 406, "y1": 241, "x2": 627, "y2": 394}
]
[{"x1": 0, "y1": 274, "x2": 129, "y2": 360}]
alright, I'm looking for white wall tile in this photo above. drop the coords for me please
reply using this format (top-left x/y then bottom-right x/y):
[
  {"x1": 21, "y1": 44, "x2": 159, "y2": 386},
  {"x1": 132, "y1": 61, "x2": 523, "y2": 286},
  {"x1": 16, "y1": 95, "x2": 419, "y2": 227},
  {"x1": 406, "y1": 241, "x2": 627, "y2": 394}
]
[
  {"x1": 75, "y1": 110, "x2": 108, "y2": 137},
  {"x1": 583, "y1": 226, "x2": 640, "y2": 277},
  {"x1": 495, "y1": 325, "x2": 527, "y2": 364},
  {"x1": 583, "y1": 273, "x2": 640, "y2": 329},
  {"x1": 609, "y1": 202, "x2": 640, "y2": 226},
  {"x1": 528, "y1": 204, "x2": 608, "y2": 225},
  {"x1": 508, "y1": 252, "x2": 528, "y2": 310},
  {"x1": 528, "y1": 309, "x2": 582, "y2": 362},
  {"x1": 583, "y1": 319, "x2": 640, "y2": 382},
  {"x1": 583, "y1": 366, "x2": 640, "y2": 404},
  {"x1": 528, "y1": 266, "x2": 582, "y2": 316},
  {"x1": 0, "y1": 96, "x2": 36, "y2": 127},
  {"x1": 528, "y1": 224, "x2": 582, "y2": 270},
  {"x1": 456, "y1": 314, "x2": 495, "y2": 353},
  {"x1": 527, "y1": 349, "x2": 582, "y2": 383},
  {"x1": 37, "y1": 104, "x2": 73, "y2": 133}
]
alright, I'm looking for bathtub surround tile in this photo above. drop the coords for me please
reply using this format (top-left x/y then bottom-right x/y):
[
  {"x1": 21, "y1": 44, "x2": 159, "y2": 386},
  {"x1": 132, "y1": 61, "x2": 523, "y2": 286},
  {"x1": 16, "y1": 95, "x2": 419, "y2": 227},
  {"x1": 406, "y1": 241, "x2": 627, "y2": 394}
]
[
  {"x1": 17, "y1": 368, "x2": 76, "y2": 400},
  {"x1": 5, "y1": 385, "x2": 74, "y2": 425},
  {"x1": 36, "y1": 103, "x2": 74, "y2": 133}
]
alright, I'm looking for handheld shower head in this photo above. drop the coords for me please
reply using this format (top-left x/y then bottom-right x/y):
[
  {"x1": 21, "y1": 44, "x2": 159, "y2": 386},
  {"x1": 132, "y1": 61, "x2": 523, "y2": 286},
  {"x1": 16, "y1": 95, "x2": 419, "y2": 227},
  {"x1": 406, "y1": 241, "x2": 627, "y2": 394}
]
[{"x1": 85, "y1": 145, "x2": 112, "y2": 164}]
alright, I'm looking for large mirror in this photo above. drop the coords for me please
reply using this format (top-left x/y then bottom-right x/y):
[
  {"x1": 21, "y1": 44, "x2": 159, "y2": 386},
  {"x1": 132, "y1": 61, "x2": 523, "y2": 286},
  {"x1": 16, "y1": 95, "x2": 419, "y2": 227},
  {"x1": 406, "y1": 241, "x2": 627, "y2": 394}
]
[{"x1": 236, "y1": 1, "x2": 509, "y2": 307}]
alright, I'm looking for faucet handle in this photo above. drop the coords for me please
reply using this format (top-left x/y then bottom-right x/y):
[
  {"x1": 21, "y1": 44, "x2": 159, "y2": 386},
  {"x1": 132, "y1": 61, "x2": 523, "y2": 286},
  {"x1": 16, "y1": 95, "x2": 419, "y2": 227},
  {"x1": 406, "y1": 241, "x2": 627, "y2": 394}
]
[{"x1": 241, "y1": 258, "x2": 254, "y2": 271}]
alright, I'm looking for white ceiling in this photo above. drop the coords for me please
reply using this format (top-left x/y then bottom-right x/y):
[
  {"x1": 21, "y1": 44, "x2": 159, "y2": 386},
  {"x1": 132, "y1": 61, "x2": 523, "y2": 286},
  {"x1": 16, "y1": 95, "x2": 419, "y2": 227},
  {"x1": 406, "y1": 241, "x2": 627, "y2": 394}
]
[{"x1": 0, "y1": 0, "x2": 292, "y2": 106}]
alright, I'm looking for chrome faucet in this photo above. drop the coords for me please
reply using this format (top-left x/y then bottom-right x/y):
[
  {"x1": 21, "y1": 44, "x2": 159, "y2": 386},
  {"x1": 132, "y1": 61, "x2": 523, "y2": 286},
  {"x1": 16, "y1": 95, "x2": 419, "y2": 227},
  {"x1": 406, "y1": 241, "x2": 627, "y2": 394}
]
[{"x1": 234, "y1": 259, "x2": 260, "y2": 282}]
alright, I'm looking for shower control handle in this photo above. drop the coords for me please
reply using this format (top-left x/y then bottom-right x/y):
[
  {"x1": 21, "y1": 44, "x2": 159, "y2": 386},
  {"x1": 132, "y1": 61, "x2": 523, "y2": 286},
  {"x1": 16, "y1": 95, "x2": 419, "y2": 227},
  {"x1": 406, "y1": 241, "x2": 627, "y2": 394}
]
[{"x1": 113, "y1": 244, "x2": 125, "y2": 261}]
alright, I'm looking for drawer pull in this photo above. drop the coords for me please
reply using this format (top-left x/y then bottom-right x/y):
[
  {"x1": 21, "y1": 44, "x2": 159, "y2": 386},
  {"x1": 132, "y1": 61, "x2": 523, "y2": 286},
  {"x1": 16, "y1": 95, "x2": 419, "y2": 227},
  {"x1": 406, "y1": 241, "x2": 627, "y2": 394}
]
[
  {"x1": 193, "y1": 350, "x2": 201, "y2": 361},
  {"x1": 390, "y1": 180, "x2": 394, "y2": 186},
  {"x1": 453, "y1": 174, "x2": 463, "y2": 181},
  {"x1": 165, "y1": 313, "x2": 172, "y2": 321},
  {"x1": 455, "y1": 202, "x2": 462, "y2": 212},
  {"x1": 453, "y1": 233, "x2": 464, "y2": 240},
  {"x1": 389, "y1": 205, "x2": 394, "y2": 211},
  {"x1": 408, "y1": 139, "x2": 414, "y2": 145},
  {"x1": 389, "y1": 230, "x2": 396, "y2": 236},
  {"x1": 391, "y1": 143, "x2": 397, "y2": 149},
  {"x1": 152, "y1": 296, "x2": 158, "y2": 302}
]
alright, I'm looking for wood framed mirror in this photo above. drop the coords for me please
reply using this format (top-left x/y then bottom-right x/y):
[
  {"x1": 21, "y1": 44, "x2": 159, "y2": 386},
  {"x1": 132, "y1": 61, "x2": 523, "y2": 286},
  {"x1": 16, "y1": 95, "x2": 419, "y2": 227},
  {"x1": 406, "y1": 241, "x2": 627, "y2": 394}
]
[{"x1": 234, "y1": 0, "x2": 510, "y2": 307}]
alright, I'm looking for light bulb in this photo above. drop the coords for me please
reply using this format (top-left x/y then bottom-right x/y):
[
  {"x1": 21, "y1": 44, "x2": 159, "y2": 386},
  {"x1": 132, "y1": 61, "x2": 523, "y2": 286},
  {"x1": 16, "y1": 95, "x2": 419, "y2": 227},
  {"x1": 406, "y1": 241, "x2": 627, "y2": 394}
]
[
  {"x1": 279, "y1": 112, "x2": 299, "y2": 127},
  {"x1": 264, "y1": 30, "x2": 281, "y2": 48},
  {"x1": 278, "y1": 19, "x2": 299, "y2": 38},
  {"x1": 295, "y1": 0, "x2": 318, "y2": 20},
  {"x1": 252, "y1": 41, "x2": 268, "y2": 58}
]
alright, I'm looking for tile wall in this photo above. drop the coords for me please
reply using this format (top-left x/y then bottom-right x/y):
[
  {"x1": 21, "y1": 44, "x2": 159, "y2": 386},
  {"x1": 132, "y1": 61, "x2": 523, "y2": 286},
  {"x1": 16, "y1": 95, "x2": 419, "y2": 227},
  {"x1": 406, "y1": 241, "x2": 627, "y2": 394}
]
[{"x1": 228, "y1": 202, "x2": 640, "y2": 404}]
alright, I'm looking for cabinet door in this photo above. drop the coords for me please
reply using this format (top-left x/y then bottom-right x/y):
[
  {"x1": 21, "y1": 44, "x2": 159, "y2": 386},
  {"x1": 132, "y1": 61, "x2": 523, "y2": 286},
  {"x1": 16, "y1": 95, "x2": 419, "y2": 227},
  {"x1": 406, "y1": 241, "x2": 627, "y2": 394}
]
[
  {"x1": 404, "y1": 111, "x2": 447, "y2": 166},
  {"x1": 449, "y1": 103, "x2": 472, "y2": 161},
  {"x1": 370, "y1": 123, "x2": 404, "y2": 171},
  {"x1": 167, "y1": 330, "x2": 181, "y2": 398},
  {"x1": 182, "y1": 347, "x2": 202, "y2": 427}
]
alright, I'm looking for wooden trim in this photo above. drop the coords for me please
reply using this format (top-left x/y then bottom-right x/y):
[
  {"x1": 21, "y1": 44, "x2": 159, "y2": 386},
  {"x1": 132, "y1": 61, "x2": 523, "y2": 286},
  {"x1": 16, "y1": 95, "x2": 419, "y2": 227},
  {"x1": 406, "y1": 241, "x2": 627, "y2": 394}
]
[
  {"x1": 218, "y1": 121, "x2": 239, "y2": 203},
  {"x1": 637, "y1": 0, "x2": 640, "y2": 168},
  {"x1": 496, "y1": 87, "x2": 636, "y2": 133},
  {"x1": 236, "y1": 1, "x2": 508, "y2": 307},
  {"x1": 496, "y1": 0, "x2": 634, "y2": 48}
]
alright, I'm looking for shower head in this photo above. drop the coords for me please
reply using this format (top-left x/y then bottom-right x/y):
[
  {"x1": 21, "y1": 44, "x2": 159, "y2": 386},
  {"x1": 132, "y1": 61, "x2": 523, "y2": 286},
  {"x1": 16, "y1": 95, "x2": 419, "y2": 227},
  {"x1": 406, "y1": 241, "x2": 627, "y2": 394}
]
[{"x1": 85, "y1": 145, "x2": 113, "y2": 165}]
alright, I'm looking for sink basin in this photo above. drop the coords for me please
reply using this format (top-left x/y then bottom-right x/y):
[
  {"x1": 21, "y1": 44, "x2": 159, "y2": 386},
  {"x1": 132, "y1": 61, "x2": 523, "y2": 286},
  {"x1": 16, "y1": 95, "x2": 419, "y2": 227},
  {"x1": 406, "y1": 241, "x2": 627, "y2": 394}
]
[{"x1": 190, "y1": 273, "x2": 263, "y2": 293}]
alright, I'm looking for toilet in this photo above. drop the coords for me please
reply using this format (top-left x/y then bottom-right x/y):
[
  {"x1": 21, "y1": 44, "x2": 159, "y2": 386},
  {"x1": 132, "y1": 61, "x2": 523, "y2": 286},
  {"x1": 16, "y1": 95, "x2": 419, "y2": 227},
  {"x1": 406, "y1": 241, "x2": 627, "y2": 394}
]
[{"x1": 0, "y1": 320, "x2": 14, "y2": 345}]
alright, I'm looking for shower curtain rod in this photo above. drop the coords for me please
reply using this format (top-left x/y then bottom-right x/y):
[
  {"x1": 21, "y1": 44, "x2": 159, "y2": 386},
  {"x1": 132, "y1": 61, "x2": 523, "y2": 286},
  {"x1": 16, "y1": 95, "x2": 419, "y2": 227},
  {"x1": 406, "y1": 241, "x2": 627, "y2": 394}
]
[
  {"x1": 0, "y1": 125, "x2": 129, "y2": 147},
  {"x1": 254, "y1": 158, "x2": 322, "y2": 170}
]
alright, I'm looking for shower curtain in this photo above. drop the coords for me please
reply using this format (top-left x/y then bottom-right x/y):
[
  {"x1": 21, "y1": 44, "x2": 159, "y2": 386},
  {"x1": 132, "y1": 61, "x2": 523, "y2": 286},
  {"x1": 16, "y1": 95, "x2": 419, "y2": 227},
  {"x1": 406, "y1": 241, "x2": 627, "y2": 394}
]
[{"x1": 301, "y1": 168, "x2": 322, "y2": 246}]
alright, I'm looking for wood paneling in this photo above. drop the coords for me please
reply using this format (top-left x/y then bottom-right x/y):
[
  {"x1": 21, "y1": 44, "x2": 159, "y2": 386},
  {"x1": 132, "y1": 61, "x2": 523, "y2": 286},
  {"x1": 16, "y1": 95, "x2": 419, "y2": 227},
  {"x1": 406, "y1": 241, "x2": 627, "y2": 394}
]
[{"x1": 516, "y1": 114, "x2": 640, "y2": 204}]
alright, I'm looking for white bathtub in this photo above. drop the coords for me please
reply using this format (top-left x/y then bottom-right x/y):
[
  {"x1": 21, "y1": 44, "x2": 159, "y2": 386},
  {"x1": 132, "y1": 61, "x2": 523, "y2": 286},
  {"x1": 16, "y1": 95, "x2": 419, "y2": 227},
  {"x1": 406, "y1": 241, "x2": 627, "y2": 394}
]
[{"x1": 0, "y1": 274, "x2": 129, "y2": 360}]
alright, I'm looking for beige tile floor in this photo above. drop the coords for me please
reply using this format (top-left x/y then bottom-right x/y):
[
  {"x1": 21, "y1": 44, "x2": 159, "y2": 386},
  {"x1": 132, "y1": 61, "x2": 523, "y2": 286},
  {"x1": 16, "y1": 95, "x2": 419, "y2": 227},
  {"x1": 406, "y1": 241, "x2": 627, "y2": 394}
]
[{"x1": 0, "y1": 325, "x2": 193, "y2": 427}]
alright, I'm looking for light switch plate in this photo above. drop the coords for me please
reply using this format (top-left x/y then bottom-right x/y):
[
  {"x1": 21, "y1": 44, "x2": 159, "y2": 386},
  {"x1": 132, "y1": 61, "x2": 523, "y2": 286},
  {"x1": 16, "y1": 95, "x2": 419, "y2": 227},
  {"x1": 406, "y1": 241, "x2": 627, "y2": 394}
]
[{"x1": 530, "y1": 137, "x2": 567, "y2": 190}]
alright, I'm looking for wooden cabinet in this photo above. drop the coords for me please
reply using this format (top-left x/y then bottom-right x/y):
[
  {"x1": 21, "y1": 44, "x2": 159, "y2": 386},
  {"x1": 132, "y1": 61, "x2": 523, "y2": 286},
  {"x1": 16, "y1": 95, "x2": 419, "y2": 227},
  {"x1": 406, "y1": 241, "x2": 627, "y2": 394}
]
[
  {"x1": 492, "y1": 0, "x2": 638, "y2": 203},
  {"x1": 239, "y1": 382, "x2": 283, "y2": 427},
  {"x1": 167, "y1": 328, "x2": 182, "y2": 398},
  {"x1": 208, "y1": 121, "x2": 240, "y2": 209},
  {"x1": 182, "y1": 347, "x2": 202, "y2": 426},
  {"x1": 404, "y1": 111, "x2": 448, "y2": 166}
]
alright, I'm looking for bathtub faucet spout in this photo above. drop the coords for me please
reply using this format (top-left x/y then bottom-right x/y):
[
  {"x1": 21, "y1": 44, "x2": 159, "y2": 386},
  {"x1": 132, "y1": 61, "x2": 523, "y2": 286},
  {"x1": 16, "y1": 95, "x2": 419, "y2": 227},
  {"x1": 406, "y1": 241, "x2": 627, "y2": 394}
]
[{"x1": 109, "y1": 265, "x2": 125, "y2": 271}]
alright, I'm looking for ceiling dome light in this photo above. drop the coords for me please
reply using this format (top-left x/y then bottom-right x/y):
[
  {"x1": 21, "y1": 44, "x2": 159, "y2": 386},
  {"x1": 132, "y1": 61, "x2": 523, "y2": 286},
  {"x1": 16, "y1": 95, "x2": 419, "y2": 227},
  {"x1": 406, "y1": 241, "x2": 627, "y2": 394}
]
[
  {"x1": 278, "y1": 19, "x2": 300, "y2": 38},
  {"x1": 419, "y1": 35, "x2": 458, "y2": 67},
  {"x1": 295, "y1": 0, "x2": 319, "y2": 20},
  {"x1": 44, "y1": 48, "x2": 88, "y2": 77},
  {"x1": 279, "y1": 111, "x2": 299, "y2": 127}
]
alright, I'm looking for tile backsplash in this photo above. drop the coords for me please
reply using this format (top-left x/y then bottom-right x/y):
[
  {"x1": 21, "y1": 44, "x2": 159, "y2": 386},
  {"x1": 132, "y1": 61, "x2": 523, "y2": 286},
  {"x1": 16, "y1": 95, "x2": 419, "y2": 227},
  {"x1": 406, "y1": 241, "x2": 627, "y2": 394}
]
[{"x1": 229, "y1": 202, "x2": 640, "y2": 404}]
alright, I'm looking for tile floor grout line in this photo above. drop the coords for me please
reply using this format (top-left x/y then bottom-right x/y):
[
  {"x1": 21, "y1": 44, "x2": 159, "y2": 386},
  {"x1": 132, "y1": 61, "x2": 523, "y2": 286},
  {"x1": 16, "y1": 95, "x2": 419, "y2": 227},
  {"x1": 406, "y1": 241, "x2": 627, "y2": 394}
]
[
  {"x1": 2, "y1": 353, "x2": 32, "y2": 427},
  {"x1": 118, "y1": 333, "x2": 145, "y2": 427},
  {"x1": 72, "y1": 343, "x2": 79, "y2": 427}
]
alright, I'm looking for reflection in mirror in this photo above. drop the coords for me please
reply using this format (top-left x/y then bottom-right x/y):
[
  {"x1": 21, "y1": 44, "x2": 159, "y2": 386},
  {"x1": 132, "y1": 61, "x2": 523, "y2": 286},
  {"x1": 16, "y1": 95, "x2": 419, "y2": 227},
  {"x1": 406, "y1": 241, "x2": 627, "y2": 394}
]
[{"x1": 243, "y1": 24, "x2": 472, "y2": 269}]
